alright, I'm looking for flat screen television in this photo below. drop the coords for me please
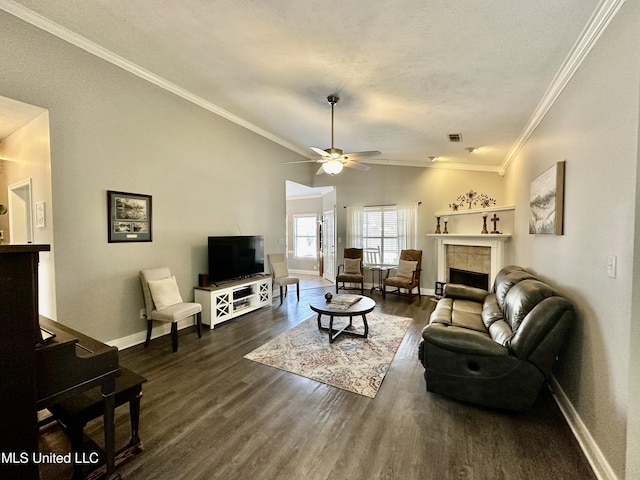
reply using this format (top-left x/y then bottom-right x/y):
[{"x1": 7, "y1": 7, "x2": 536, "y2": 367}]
[{"x1": 208, "y1": 235, "x2": 264, "y2": 284}]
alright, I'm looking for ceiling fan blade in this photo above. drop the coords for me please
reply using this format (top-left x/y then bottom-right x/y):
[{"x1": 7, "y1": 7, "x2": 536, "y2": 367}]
[
  {"x1": 281, "y1": 159, "x2": 319, "y2": 165},
  {"x1": 343, "y1": 160, "x2": 371, "y2": 171},
  {"x1": 343, "y1": 150, "x2": 382, "y2": 160},
  {"x1": 310, "y1": 147, "x2": 330, "y2": 157}
]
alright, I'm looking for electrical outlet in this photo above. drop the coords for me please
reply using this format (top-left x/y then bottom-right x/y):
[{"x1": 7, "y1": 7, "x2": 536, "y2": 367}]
[{"x1": 139, "y1": 308, "x2": 146, "y2": 319}]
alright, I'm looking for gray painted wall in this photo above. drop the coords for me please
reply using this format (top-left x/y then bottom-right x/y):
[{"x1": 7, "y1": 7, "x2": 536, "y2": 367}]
[
  {"x1": 504, "y1": 2, "x2": 639, "y2": 478},
  {"x1": 0, "y1": 11, "x2": 313, "y2": 342}
]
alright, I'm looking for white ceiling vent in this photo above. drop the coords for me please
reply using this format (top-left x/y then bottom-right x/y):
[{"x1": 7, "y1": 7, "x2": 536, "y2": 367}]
[{"x1": 448, "y1": 133, "x2": 462, "y2": 142}]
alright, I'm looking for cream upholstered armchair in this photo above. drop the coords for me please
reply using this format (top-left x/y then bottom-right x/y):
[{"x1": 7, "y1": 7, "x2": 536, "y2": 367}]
[
  {"x1": 267, "y1": 253, "x2": 299, "y2": 304},
  {"x1": 383, "y1": 249, "x2": 422, "y2": 304},
  {"x1": 336, "y1": 248, "x2": 364, "y2": 295},
  {"x1": 140, "y1": 267, "x2": 202, "y2": 352}
]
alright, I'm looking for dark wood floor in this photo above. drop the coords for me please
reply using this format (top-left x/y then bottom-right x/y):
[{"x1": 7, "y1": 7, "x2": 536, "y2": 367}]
[{"x1": 39, "y1": 286, "x2": 596, "y2": 480}]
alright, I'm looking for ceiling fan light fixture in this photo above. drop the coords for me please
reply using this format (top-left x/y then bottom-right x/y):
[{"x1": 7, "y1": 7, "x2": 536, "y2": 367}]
[{"x1": 323, "y1": 159, "x2": 344, "y2": 175}]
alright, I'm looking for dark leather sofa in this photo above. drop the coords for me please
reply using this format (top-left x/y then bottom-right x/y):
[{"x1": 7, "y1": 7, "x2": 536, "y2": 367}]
[{"x1": 418, "y1": 266, "x2": 574, "y2": 411}]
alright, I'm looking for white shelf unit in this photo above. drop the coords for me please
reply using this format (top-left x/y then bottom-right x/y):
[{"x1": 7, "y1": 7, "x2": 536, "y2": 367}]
[
  {"x1": 195, "y1": 276, "x2": 272, "y2": 329},
  {"x1": 432, "y1": 205, "x2": 515, "y2": 236},
  {"x1": 434, "y1": 205, "x2": 515, "y2": 217}
]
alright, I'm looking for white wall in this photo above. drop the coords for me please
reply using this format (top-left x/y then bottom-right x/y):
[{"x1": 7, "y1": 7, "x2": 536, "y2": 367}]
[
  {"x1": 0, "y1": 11, "x2": 313, "y2": 342},
  {"x1": 503, "y1": 2, "x2": 639, "y2": 478}
]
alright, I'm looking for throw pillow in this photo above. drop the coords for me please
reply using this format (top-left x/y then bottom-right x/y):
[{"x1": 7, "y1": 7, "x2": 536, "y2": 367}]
[
  {"x1": 271, "y1": 261, "x2": 288, "y2": 278},
  {"x1": 147, "y1": 276, "x2": 183, "y2": 310},
  {"x1": 344, "y1": 258, "x2": 361, "y2": 274},
  {"x1": 396, "y1": 259, "x2": 418, "y2": 279}
]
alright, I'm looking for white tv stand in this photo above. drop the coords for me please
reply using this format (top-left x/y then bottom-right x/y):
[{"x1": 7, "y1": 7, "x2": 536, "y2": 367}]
[{"x1": 194, "y1": 275, "x2": 272, "y2": 329}]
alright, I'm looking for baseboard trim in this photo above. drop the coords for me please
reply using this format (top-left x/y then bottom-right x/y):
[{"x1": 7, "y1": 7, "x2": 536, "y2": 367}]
[
  {"x1": 107, "y1": 317, "x2": 197, "y2": 351},
  {"x1": 550, "y1": 376, "x2": 619, "y2": 480}
]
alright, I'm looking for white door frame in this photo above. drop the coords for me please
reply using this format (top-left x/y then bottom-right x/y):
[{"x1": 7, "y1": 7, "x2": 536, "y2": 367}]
[
  {"x1": 8, "y1": 178, "x2": 33, "y2": 244},
  {"x1": 322, "y1": 207, "x2": 336, "y2": 282}
]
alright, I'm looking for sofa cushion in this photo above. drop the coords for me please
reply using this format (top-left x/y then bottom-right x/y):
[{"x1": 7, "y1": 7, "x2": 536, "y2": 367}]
[
  {"x1": 482, "y1": 294, "x2": 503, "y2": 328},
  {"x1": 430, "y1": 297, "x2": 453, "y2": 325},
  {"x1": 495, "y1": 270, "x2": 538, "y2": 308},
  {"x1": 444, "y1": 283, "x2": 488, "y2": 303},
  {"x1": 489, "y1": 320, "x2": 514, "y2": 347},
  {"x1": 423, "y1": 324, "x2": 508, "y2": 357},
  {"x1": 450, "y1": 300, "x2": 485, "y2": 332},
  {"x1": 503, "y1": 279, "x2": 557, "y2": 331}
]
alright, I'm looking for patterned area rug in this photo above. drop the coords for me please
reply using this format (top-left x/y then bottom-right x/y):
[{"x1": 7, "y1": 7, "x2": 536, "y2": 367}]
[{"x1": 244, "y1": 312, "x2": 413, "y2": 398}]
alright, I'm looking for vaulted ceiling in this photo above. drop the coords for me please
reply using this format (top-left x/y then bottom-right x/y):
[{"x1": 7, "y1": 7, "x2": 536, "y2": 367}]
[{"x1": 2, "y1": 0, "x2": 608, "y2": 173}]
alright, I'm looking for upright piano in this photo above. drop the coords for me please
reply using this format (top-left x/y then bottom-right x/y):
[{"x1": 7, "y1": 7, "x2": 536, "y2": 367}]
[{"x1": 0, "y1": 245, "x2": 121, "y2": 479}]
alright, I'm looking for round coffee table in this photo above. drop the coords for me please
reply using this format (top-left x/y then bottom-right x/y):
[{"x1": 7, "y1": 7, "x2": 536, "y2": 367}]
[{"x1": 309, "y1": 295, "x2": 376, "y2": 343}]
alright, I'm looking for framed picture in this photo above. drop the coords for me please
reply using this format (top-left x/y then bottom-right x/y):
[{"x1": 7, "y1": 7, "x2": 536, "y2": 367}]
[
  {"x1": 35, "y1": 201, "x2": 46, "y2": 228},
  {"x1": 107, "y1": 190, "x2": 152, "y2": 243},
  {"x1": 529, "y1": 161, "x2": 565, "y2": 235}
]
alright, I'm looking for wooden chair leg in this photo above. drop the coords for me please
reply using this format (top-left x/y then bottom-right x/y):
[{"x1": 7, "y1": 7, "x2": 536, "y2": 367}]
[
  {"x1": 144, "y1": 319, "x2": 153, "y2": 347},
  {"x1": 296, "y1": 282, "x2": 300, "y2": 301},
  {"x1": 279, "y1": 286, "x2": 284, "y2": 305},
  {"x1": 68, "y1": 420, "x2": 85, "y2": 480},
  {"x1": 171, "y1": 322, "x2": 178, "y2": 352},
  {"x1": 128, "y1": 392, "x2": 143, "y2": 453},
  {"x1": 196, "y1": 312, "x2": 202, "y2": 338}
]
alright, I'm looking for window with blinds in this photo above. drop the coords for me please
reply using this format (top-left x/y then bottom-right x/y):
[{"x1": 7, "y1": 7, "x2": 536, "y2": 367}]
[
  {"x1": 293, "y1": 214, "x2": 317, "y2": 258},
  {"x1": 362, "y1": 206, "x2": 399, "y2": 265}
]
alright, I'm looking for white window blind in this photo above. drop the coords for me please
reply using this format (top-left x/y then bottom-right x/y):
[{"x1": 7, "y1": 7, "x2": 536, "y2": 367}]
[
  {"x1": 362, "y1": 206, "x2": 399, "y2": 265},
  {"x1": 293, "y1": 214, "x2": 317, "y2": 258}
]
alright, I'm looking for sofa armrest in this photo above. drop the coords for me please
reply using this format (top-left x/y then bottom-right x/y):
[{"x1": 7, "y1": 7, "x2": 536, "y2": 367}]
[
  {"x1": 510, "y1": 296, "x2": 574, "y2": 372},
  {"x1": 443, "y1": 283, "x2": 489, "y2": 303},
  {"x1": 422, "y1": 324, "x2": 508, "y2": 357}
]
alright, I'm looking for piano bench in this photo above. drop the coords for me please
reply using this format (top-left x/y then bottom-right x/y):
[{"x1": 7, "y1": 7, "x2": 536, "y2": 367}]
[{"x1": 47, "y1": 367, "x2": 147, "y2": 478}]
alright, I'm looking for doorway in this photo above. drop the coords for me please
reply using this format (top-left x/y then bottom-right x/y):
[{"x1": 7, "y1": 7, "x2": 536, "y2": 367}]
[
  {"x1": 8, "y1": 178, "x2": 33, "y2": 244},
  {"x1": 285, "y1": 181, "x2": 336, "y2": 282}
]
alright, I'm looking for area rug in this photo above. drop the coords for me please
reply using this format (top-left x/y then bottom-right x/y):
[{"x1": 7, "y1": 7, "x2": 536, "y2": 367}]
[{"x1": 244, "y1": 312, "x2": 413, "y2": 398}]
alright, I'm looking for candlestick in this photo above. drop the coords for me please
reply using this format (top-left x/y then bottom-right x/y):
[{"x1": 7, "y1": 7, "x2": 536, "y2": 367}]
[
  {"x1": 435, "y1": 216, "x2": 441, "y2": 234},
  {"x1": 481, "y1": 214, "x2": 488, "y2": 234}
]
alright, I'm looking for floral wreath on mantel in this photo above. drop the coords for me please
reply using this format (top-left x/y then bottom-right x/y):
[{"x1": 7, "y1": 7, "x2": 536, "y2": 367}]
[{"x1": 449, "y1": 190, "x2": 496, "y2": 211}]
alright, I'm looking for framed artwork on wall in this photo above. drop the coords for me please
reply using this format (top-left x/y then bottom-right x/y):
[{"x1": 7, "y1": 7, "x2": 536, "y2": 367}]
[
  {"x1": 529, "y1": 161, "x2": 565, "y2": 235},
  {"x1": 107, "y1": 190, "x2": 152, "y2": 243}
]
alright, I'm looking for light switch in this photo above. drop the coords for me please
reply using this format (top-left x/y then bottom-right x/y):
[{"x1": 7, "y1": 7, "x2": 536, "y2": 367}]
[{"x1": 607, "y1": 255, "x2": 617, "y2": 278}]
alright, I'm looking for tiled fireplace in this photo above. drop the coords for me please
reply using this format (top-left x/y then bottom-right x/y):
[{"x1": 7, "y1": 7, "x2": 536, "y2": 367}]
[{"x1": 433, "y1": 235, "x2": 511, "y2": 289}]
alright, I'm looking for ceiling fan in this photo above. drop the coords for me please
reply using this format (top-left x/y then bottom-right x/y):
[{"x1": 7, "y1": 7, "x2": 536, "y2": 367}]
[{"x1": 284, "y1": 94, "x2": 381, "y2": 175}]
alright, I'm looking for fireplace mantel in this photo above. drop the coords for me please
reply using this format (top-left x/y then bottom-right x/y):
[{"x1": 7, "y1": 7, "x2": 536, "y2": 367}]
[{"x1": 427, "y1": 234, "x2": 511, "y2": 288}]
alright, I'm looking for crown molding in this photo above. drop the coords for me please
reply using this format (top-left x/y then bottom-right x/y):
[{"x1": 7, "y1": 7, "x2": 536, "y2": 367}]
[
  {"x1": 0, "y1": 0, "x2": 311, "y2": 159},
  {"x1": 2, "y1": 0, "x2": 624, "y2": 176},
  {"x1": 499, "y1": 0, "x2": 627, "y2": 175},
  {"x1": 364, "y1": 157, "x2": 502, "y2": 174}
]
